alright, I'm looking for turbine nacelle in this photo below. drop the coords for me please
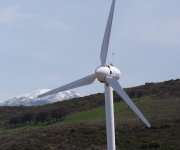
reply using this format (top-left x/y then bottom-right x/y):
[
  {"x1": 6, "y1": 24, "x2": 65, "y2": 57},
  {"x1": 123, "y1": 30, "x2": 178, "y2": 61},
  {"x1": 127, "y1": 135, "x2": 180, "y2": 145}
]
[{"x1": 95, "y1": 65, "x2": 121, "y2": 82}]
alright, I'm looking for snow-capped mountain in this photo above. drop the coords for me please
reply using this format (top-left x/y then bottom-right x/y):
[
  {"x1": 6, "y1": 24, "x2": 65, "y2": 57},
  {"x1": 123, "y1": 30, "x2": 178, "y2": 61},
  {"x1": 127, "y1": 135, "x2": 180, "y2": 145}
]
[{"x1": 0, "y1": 89, "x2": 81, "y2": 106}]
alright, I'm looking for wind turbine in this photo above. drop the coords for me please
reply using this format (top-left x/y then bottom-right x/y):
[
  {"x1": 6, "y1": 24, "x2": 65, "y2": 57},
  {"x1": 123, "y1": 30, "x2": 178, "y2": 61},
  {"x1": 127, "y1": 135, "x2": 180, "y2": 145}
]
[{"x1": 38, "y1": 0, "x2": 151, "y2": 149}]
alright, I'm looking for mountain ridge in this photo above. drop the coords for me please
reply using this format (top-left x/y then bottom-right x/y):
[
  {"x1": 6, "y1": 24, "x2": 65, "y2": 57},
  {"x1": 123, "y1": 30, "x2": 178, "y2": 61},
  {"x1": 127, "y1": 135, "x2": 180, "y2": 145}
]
[{"x1": 0, "y1": 89, "x2": 81, "y2": 106}]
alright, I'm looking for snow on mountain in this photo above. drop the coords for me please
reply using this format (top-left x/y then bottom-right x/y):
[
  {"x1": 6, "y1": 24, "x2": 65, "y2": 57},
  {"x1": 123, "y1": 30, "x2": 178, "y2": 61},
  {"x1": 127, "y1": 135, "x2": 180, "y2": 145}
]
[{"x1": 0, "y1": 89, "x2": 81, "y2": 106}]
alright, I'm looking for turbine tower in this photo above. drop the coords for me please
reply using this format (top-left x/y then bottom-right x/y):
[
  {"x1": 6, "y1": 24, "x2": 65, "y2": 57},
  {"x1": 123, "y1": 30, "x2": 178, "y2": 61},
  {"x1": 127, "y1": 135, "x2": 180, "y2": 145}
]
[{"x1": 38, "y1": 0, "x2": 151, "y2": 149}]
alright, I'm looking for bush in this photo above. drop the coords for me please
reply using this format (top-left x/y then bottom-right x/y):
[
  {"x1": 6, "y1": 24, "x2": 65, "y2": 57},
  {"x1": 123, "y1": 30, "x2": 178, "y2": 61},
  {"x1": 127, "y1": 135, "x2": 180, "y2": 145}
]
[
  {"x1": 160, "y1": 123, "x2": 174, "y2": 129},
  {"x1": 140, "y1": 143, "x2": 148, "y2": 149},
  {"x1": 136, "y1": 91, "x2": 143, "y2": 99},
  {"x1": 9, "y1": 116, "x2": 21, "y2": 125},
  {"x1": 149, "y1": 141, "x2": 161, "y2": 148},
  {"x1": 128, "y1": 91, "x2": 136, "y2": 98},
  {"x1": 167, "y1": 146, "x2": 177, "y2": 150}
]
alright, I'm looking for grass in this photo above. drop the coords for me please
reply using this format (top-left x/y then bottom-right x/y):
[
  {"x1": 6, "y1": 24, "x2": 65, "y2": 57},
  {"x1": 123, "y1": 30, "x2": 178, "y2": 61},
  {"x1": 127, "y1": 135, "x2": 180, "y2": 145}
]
[
  {"x1": 62, "y1": 106, "x2": 105, "y2": 124},
  {"x1": 0, "y1": 96, "x2": 152, "y2": 133},
  {"x1": 0, "y1": 79, "x2": 180, "y2": 149},
  {"x1": 0, "y1": 105, "x2": 106, "y2": 133},
  {"x1": 62, "y1": 96, "x2": 144, "y2": 124},
  {"x1": 0, "y1": 123, "x2": 50, "y2": 133},
  {"x1": 0, "y1": 96, "x2": 180, "y2": 149}
]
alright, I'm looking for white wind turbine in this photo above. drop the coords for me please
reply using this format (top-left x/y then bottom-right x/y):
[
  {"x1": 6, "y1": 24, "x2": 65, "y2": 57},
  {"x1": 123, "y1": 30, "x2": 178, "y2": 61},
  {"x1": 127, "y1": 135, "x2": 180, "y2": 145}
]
[{"x1": 38, "y1": 0, "x2": 151, "y2": 149}]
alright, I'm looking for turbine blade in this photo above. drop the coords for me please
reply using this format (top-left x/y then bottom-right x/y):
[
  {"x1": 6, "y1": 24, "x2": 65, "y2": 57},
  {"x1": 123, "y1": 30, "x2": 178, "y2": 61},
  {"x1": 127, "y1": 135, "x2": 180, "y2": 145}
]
[
  {"x1": 38, "y1": 74, "x2": 96, "y2": 98},
  {"x1": 105, "y1": 76, "x2": 151, "y2": 128},
  {"x1": 100, "y1": 0, "x2": 116, "y2": 66}
]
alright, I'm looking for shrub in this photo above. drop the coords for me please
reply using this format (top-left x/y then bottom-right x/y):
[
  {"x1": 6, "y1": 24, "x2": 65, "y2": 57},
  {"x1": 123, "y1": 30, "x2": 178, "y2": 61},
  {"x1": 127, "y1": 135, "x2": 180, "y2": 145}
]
[
  {"x1": 160, "y1": 123, "x2": 174, "y2": 129},
  {"x1": 167, "y1": 146, "x2": 177, "y2": 150},
  {"x1": 140, "y1": 143, "x2": 148, "y2": 149},
  {"x1": 128, "y1": 91, "x2": 136, "y2": 98},
  {"x1": 149, "y1": 141, "x2": 161, "y2": 148},
  {"x1": 136, "y1": 91, "x2": 143, "y2": 99},
  {"x1": 9, "y1": 116, "x2": 21, "y2": 125}
]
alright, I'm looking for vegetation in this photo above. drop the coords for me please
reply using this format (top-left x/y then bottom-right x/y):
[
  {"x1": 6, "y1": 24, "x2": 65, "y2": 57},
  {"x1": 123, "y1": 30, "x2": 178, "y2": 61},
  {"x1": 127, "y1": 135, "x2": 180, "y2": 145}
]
[
  {"x1": 0, "y1": 78, "x2": 179, "y2": 149},
  {"x1": 7, "y1": 107, "x2": 69, "y2": 126}
]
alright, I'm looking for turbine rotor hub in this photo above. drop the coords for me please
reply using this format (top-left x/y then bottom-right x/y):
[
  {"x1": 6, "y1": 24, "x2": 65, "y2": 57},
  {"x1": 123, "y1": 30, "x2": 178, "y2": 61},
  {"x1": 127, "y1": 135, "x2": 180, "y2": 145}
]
[{"x1": 95, "y1": 66, "x2": 111, "y2": 82}]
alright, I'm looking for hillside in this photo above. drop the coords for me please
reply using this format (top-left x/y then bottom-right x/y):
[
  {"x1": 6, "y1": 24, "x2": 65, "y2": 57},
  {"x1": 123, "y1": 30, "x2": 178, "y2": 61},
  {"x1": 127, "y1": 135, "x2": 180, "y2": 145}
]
[{"x1": 0, "y1": 79, "x2": 179, "y2": 150}]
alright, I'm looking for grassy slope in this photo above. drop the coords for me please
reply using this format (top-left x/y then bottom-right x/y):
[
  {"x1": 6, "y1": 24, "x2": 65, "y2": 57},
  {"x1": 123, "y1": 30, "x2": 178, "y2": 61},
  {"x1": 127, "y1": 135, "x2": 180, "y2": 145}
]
[
  {"x1": 0, "y1": 96, "x2": 149, "y2": 132},
  {"x1": 0, "y1": 96, "x2": 180, "y2": 150},
  {"x1": 0, "y1": 79, "x2": 180, "y2": 149}
]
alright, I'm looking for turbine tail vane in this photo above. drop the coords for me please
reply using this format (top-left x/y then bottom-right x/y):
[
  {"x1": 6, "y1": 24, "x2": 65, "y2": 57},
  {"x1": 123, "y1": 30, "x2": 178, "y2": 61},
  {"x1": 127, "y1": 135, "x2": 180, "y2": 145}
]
[{"x1": 100, "y1": 0, "x2": 116, "y2": 66}]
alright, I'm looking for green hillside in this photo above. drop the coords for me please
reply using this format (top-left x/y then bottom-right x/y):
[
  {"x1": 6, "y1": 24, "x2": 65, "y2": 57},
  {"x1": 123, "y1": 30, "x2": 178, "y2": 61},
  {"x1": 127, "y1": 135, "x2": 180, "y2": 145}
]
[{"x1": 0, "y1": 79, "x2": 180, "y2": 149}]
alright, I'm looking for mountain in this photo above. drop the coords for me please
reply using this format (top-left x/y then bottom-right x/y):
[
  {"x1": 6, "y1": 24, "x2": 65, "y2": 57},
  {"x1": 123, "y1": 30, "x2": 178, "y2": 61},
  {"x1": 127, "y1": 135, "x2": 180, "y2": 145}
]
[{"x1": 0, "y1": 89, "x2": 81, "y2": 106}]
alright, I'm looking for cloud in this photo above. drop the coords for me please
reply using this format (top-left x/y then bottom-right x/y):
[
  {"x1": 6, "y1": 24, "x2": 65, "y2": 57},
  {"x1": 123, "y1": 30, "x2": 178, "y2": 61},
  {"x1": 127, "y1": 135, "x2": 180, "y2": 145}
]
[
  {"x1": 0, "y1": 5, "x2": 33, "y2": 26},
  {"x1": 42, "y1": 16, "x2": 71, "y2": 31}
]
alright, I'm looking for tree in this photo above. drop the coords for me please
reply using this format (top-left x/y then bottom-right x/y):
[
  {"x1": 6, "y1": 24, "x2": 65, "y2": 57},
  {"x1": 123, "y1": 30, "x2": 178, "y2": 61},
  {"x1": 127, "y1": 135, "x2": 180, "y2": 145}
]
[
  {"x1": 35, "y1": 110, "x2": 49, "y2": 123},
  {"x1": 21, "y1": 112, "x2": 34, "y2": 124},
  {"x1": 51, "y1": 107, "x2": 68, "y2": 121}
]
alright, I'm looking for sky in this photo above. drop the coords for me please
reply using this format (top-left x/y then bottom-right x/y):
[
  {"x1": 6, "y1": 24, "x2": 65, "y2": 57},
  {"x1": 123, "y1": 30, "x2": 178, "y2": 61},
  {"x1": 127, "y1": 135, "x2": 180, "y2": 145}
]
[{"x1": 0, "y1": 0, "x2": 180, "y2": 101}]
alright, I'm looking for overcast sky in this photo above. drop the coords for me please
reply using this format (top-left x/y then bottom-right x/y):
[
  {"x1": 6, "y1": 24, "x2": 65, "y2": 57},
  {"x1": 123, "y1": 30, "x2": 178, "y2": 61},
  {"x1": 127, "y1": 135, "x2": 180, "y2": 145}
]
[{"x1": 0, "y1": 0, "x2": 180, "y2": 101}]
